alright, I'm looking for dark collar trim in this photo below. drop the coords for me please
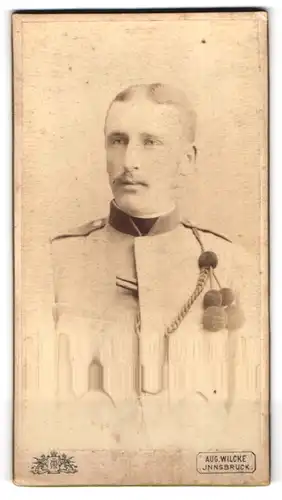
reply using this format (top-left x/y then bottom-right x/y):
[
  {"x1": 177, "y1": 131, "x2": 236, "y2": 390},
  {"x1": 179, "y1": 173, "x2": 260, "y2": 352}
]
[{"x1": 109, "y1": 200, "x2": 180, "y2": 237}]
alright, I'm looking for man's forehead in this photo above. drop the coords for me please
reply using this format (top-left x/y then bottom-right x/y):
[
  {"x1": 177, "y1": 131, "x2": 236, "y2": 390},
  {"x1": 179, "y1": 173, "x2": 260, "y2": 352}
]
[{"x1": 105, "y1": 97, "x2": 185, "y2": 137}]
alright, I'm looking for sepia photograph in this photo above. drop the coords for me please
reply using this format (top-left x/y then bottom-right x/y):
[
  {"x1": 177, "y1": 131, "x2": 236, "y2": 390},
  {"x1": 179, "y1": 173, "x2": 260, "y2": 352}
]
[{"x1": 13, "y1": 10, "x2": 269, "y2": 485}]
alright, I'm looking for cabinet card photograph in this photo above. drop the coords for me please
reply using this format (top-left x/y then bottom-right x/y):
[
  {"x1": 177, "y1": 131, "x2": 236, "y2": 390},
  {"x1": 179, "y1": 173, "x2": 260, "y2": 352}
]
[{"x1": 13, "y1": 11, "x2": 269, "y2": 486}]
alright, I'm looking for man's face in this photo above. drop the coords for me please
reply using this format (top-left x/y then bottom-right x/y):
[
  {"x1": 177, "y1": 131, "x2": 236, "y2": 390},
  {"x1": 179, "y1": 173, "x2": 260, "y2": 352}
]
[{"x1": 104, "y1": 95, "x2": 192, "y2": 217}]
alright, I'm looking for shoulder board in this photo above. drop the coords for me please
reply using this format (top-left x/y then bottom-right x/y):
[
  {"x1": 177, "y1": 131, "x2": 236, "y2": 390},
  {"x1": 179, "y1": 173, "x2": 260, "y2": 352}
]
[
  {"x1": 51, "y1": 217, "x2": 107, "y2": 242},
  {"x1": 181, "y1": 219, "x2": 232, "y2": 243}
]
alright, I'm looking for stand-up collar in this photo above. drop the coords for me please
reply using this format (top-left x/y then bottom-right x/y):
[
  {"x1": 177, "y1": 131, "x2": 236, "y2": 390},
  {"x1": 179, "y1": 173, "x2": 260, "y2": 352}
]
[{"x1": 108, "y1": 200, "x2": 180, "y2": 237}]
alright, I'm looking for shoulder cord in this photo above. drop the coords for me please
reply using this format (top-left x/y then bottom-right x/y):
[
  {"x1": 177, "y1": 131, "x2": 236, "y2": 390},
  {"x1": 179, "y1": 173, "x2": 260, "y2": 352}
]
[
  {"x1": 164, "y1": 225, "x2": 209, "y2": 336},
  {"x1": 134, "y1": 224, "x2": 210, "y2": 395},
  {"x1": 135, "y1": 224, "x2": 209, "y2": 339},
  {"x1": 164, "y1": 267, "x2": 209, "y2": 336}
]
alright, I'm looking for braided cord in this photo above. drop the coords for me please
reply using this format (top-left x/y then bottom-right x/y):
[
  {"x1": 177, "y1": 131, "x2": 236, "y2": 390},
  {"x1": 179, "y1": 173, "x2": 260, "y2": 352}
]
[
  {"x1": 135, "y1": 267, "x2": 209, "y2": 338},
  {"x1": 165, "y1": 267, "x2": 209, "y2": 336},
  {"x1": 135, "y1": 310, "x2": 141, "y2": 337},
  {"x1": 135, "y1": 310, "x2": 142, "y2": 396},
  {"x1": 191, "y1": 226, "x2": 205, "y2": 252},
  {"x1": 134, "y1": 223, "x2": 216, "y2": 338},
  {"x1": 134, "y1": 226, "x2": 209, "y2": 394}
]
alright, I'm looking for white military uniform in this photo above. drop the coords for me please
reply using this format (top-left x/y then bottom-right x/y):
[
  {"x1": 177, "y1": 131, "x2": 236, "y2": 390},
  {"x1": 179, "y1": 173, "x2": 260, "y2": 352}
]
[{"x1": 50, "y1": 200, "x2": 261, "y2": 450}]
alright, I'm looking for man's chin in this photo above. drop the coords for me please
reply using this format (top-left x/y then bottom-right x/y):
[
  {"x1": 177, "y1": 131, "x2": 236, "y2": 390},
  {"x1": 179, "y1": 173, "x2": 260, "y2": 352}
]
[{"x1": 115, "y1": 193, "x2": 151, "y2": 217}]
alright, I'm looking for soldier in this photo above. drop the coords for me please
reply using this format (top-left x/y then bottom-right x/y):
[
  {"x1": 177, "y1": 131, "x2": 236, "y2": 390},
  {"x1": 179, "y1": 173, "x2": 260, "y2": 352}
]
[{"x1": 51, "y1": 83, "x2": 261, "y2": 449}]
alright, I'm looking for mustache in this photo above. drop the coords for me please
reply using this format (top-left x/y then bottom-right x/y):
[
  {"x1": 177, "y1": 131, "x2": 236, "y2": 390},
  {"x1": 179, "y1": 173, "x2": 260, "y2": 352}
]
[{"x1": 113, "y1": 173, "x2": 148, "y2": 187}]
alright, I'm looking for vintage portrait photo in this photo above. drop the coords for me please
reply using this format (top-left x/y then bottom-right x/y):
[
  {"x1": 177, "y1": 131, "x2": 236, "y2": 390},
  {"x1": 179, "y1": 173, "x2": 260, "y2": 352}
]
[{"x1": 13, "y1": 11, "x2": 269, "y2": 485}]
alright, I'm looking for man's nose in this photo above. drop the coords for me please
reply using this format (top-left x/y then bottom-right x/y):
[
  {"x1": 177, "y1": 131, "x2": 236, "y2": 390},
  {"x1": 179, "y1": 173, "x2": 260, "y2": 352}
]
[{"x1": 124, "y1": 143, "x2": 141, "y2": 171}]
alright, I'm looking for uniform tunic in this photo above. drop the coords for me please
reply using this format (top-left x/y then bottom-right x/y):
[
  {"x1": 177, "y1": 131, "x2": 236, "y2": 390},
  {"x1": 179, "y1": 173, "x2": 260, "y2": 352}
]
[{"x1": 51, "y1": 200, "x2": 261, "y2": 449}]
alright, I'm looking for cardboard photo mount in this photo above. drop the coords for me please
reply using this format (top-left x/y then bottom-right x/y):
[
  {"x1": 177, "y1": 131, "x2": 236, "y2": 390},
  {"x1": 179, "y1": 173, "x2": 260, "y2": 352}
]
[{"x1": 13, "y1": 10, "x2": 269, "y2": 486}]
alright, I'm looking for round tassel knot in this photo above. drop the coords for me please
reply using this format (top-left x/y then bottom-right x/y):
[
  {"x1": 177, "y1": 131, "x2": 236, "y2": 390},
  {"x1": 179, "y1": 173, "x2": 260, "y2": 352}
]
[
  {"x1": 198, "y1": 251, "x2": 218, "y2": 269},
  {"x1": 203, "y1": 306, "x2": 226, "y2": 332},
  {"x1": 220, "y1": 287, "x2": 235, "y2": 307},
  {"x1": 203, "y1": 289, "x2": 222, "y2": 309},
  {"x1": 226, "y1": 305, "x2": 245, "y2": 331}
]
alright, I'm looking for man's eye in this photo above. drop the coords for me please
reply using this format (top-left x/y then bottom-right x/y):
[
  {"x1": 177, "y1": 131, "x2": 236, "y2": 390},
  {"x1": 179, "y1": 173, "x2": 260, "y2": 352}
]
[
  {"x1": 144, "y1": 138, "x2": 160, "y2": 146},
  {"x1": 108, "y1": 136, "x2": 126, "y2": 146},
  {"x1": 111, "y1": 138, "x2": 125, "y2": 145}
]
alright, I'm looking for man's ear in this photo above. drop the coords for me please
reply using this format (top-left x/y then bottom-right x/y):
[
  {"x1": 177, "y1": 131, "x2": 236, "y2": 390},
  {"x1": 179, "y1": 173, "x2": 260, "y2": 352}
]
[
  {"x1": 186, "y1": 144, "x2": 197, "y2": 164},
  {"x1": 178, "y1": 143, "x2": 197, "y2": 177}
]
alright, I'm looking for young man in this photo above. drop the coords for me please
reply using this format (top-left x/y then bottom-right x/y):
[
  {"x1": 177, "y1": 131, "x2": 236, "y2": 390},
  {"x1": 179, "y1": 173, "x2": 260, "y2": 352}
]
[{"x1": 51, "y1": 83, "x2": 260, "y2": 448}]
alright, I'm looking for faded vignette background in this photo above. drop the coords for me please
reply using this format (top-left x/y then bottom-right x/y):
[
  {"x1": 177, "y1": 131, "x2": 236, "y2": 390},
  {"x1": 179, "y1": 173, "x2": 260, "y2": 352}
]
[{"x1": 13, "y1": 12, "x2": 268, "y2": 485}]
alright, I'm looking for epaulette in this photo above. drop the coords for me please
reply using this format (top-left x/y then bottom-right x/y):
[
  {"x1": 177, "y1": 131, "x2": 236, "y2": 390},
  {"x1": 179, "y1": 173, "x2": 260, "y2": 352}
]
[
  {"x1": 51, "y1": 217, "x2": 107, "y2": 242},
  {"x1": 181, "y1": 219, "x2": 232, "y2": 243}
]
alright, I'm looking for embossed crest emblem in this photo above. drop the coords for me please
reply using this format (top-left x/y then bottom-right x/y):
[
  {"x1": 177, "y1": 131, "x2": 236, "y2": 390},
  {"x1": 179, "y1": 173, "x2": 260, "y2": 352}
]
[{"x1": 30, "y1": 450, "x2": 78, "y2": 475}]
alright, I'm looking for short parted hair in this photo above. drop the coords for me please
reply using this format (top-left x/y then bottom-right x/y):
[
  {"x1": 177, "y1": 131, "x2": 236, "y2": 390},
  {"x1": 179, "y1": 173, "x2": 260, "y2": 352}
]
[{"x1": 105, "y1": 82, "x2": 197, "y2": 144}]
